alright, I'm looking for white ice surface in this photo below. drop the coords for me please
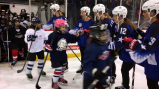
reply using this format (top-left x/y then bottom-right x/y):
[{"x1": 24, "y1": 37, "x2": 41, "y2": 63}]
[{"x1": 0, "y1": 57, "x2": 155, "y2": 89}]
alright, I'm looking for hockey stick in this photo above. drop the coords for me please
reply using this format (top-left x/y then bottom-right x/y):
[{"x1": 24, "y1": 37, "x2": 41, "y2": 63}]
[
  {"x1": 87, "y1": 56, "x2": 117, "y2": 89},
  {"x1": 17, "y1": 24, "x2": 38, "y2": 73},
  {"x1": 68, "y1": 45, "x2": 82, "y2": 63},
  {"x1": 131, "y1": 62, "x2": 136, "y2": 89},
  {"x1": 67, "y1": 45, "x2": 83, "y2": 80},
  {"x1": 6, "y1": 29, "x2": 12, "y2": 69},
  {"x1": 2, "y1": 28, "x2": 12, "y2": 69},
  {"x1": 36, "y1": 31, "x2": 56, "y2": 89}
]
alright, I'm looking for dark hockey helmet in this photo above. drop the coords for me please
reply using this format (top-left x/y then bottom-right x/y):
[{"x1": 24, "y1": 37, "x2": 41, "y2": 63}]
[
  {"x1": 31, "y1": 17, "x2": 41, "y2": 25},
  {"x1": 21, "y1": 9, "x2": 26, "y2": 13},
  {"x1": 89, "y1": 24, "x2": 110, "y2": 43}
]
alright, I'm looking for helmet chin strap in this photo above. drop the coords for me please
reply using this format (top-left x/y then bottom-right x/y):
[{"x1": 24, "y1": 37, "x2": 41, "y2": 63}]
[
  {"x1": 97, "y1": 12, "x2": 102, "y2": 20},
  {"x1": 148, "y1": 12, "x2": 158, "y2": 23},
  {"x1": 117, "y1": 15, "x2": 124, "y2": 29}
]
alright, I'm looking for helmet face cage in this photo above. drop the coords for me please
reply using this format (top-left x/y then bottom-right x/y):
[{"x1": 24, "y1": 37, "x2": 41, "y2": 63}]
[
  {"x1": 147, "y1": 1, "x2": 159, "y2": 19},
  {"x1": 89, "y1": 24, "x2": 110, "y2": 43},
  {"x1": 93, "y1": 4, "x2": 105, "y2": 20},
  {"x1": 50, "y1": 4, "x2": 60, "y2": 12}
]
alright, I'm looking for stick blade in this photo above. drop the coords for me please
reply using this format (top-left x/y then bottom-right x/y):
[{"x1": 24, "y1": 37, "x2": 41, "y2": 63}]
[
  {"x1": 36, "y1": 84, "x2": 41, "y2": 89},
  {"x1": 17, "y1": 70, "x2": 22, "y2": 73}
]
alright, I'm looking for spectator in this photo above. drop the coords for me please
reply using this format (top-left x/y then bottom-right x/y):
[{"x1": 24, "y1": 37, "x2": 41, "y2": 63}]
[
  {"x1": 124, "y1": 0, "x2": 132, "y2": 19},
  {"x1": 67, "y1": 0, "x2": 78, "y2": 29},
  {"x1": 108, "y1": 0, "x2": 119, "y2": 17}
]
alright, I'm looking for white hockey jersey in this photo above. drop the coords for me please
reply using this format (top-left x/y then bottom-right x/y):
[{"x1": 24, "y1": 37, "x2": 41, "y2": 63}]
[{"x1": 25, "y1": 28, "x2": 48, "y2": 53}]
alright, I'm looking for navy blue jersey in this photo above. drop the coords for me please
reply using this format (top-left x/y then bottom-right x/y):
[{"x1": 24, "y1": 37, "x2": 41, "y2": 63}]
[
  {"x1": 130, "y1": 21, "x2": 159, "y2": 81},
  {"x1": 101, "y1": 18, "x2": 118, "y2": 34},
  {"x1": 115, "y1": 23, "x2": 134, "y2": 62},
  {"x1": 101, "y1": 18, "x2": 118, "y2": 42},
  {"x1": 47, "y1": 15, "x2": 70, "y2": 30},
  {"x1": 83, "y1": 42, "x2": 114, "y2": 83},
  {"x1": 46, "y1": 32, "x2": 80, "y2": 62},
  {"x1": 72, "y1": 19, "x2": 95, "y2": 47}
]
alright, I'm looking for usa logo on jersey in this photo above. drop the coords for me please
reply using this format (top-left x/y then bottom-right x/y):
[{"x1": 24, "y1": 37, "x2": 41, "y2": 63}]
[{"x1": 98, "y1": 51, "x2": 110, "y2": 60}]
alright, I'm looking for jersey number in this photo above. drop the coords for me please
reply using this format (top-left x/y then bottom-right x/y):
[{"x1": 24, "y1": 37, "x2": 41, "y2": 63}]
[
  {"x1": 120, "y1": 28, "x2": 127, "y2": 35},
  {"x1": 149, "y1": 37, "x2": 156, "y2": 46}
]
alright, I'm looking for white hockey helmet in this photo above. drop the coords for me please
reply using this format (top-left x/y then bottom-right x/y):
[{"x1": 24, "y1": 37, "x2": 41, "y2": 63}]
[
  {"x1": 142, "y1": 0, "x2": 151, "y2": 11},
  {"x1": 50, "y1": 4, "x2": 60, "y2": 11},
  {"x1": 81, "y1": 6, "x2": 90, "y2": 16},
  {"x1": 93, "y1": 4, "x2": 105, "y2": 14},
  {"x1": 112, "y1": 6, "x2": 127, "y2": 19},
  {"x1": 147, "y1": 0, "x2": 159, "y2": 16}
]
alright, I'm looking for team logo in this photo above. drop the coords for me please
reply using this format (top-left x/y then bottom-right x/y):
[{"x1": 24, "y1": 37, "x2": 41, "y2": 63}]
[
  {"x1": 79, "y1": 23, "x2": 82, "y2": 27},
  {"x1": 56, "y1": 38, "x2": 67, "y2": 51},
  {"x1": 98, "y1": 51, "x2": 110, "y2": 60},
  {"x1": 16, "y1": 29, "x2": 20, "y2": 32}
]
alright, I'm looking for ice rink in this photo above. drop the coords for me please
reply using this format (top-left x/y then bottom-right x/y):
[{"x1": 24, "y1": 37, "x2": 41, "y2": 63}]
[{"x1": 0, "y1": 57, "x2": 153, "y2": 89}]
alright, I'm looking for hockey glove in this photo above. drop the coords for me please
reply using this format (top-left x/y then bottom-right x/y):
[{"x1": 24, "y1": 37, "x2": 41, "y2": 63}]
[
  {"x1": 84, "y1": 29, "x2": 90, "y2": 38},
  {"x1": 75, "y1": 30, "x2": 84, "y2": 37},
  {"x1": 123, "y1": 38, "x2": 138, "y2": 50},
  {"x1": 45, "y1": 44, "x2": 53, "y2": 52},
  {"x1": 27, "y1": 35, "x2": 37, "y2": 41},
  {"x1": 92, "y1": 68, "x2": 106, "y2": 80}
]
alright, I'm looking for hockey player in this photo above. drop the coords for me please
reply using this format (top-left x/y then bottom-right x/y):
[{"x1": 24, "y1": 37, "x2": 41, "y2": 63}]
[
  {"x1": 93, "y1": 4, "x2": 118, "y2": 84},
  {"x1": 25, "y1": 17, "x2": 48, "y2": 80},
  {"x1": 45, "y1": 19, "x2": 83, "y2": 89},
  {"x1": 43, "y1": 4, "x2": 69, "y2": 30},
  {"x1": 111, "y1": 6, "x2": 136, "y2": 89},
  {"x1": 43, "y1": 4, "x2": 70, "y2": 69},
  {"x1": 9, "y1": 19, "x2": 27, "y2": 65},
  {"x1": 69, "y1": 6, "x2": 95, "y2": 73},
  {"x1": 83, "y1": 24, "x2": 119, "y2": 89},
  {"x1": 121, "y1": 1, "x2": 159, "y2": 89},
  {"x1": 20, "y1": 9, "x2": 28, "y2": 21}
]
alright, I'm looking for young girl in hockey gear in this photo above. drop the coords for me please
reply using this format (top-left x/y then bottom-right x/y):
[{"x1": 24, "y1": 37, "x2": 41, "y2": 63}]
[
  {"x1": 69, "y1": 6, "x2": 95, "y2": 73},
  {"x1": 9, "y1": 19, "x2": 27, "y2": 65},
  {"x1": 111, "y1": 6, "x2": 136, "y2": 89},
  {"x1": 43, "y1": 4, "x2": 69, "y2": 30},
  {"x1": 122, "y1": 1, "x2": 159, "y2": 89},
  {"x1": 45, "y1": 19, "x2": 83, "y2": 89},
  {"x1": 25, "y1": 17, "x2": 48, "y2": 80},
  {"x1": 83, "y1": 24, "x2": 119, "y2": 89},
  {"x1": 43, "y1": 4, "x2": 70, "y2": 70},
  {"x1": 93, "y1": 4, "x2": 118, "y2": 84}
]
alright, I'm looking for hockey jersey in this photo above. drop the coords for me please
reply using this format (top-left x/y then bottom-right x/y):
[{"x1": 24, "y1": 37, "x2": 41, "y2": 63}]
[
  {"x1": 115, "y1": 23, "x2": 134, "y2": 62},
  {"x1": 129, "y1": 21, "x2": 159, "y2": 81},
  {"x1": 101, "y1": 18, "x2": 118, "y2": 41},
  {"x1": 83, "y1": 42, "x2": 113, "y2": 83},
  {"x1": 46, "y1": 32, "x2": 80, "y2": 62},
  {"x1": 9, "y1": 25, "x2": 27, "y2": 45},
  {"x1": 25, "y1": 29, "x2": 48, "y2": 53},
  {"x1": 44, "y1": 15, "x2": 69, "y2": 30},
  {"x1": 72, "y1": 19, "x2": 95, "y2": 47}
]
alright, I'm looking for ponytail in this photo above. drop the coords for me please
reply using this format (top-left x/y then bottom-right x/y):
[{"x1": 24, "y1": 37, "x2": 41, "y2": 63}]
[
  {"x1": 124, "y1": 18, "x2": 136, "y2": 30},
  {"x1": 53, "y1": 27, "x2": 59, "y2": 32},
  {"x1": 88, "y1": 15, "x2": 92, "y2": 19},
  {"x1": 57, "y1": 10, "x2": 63, "y2": 16},
  {"x1": 104, "y1": 13, "x2": 112, "y2": 19}
]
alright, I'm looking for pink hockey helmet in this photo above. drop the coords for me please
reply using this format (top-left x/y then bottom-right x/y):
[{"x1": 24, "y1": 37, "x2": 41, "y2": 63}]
[{"x1": 54, "y1": 19, "x2": 66, "y2": 28}]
